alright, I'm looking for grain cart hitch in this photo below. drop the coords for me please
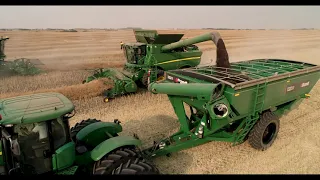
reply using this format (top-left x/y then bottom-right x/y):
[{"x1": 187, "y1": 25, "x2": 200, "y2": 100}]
[{"x1": 142, "y1": 58, "x2": 320, "y2": 158}]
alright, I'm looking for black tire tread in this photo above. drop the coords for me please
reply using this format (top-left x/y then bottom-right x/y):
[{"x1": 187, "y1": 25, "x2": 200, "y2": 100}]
[
  {"x1": 93, "y1": 148, "x2": 159, "y2": 175},
  {"x1": 248, "y1": 111, "x2": 280, "y2": 151},
  {"x1": 70, "y1": 119, "x2": 102, "y2": 141}
]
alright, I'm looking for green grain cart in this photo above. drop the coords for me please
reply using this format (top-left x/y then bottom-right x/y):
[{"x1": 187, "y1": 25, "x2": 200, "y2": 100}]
[
  {"x1": 0, "y1": 93, "x2": 159, "y2": 175},
  {"x1": 83, "y1": 29, "x2": 229, "y2": 102},
  {"x1": 142, "y1": 58, "x2": 320, "y2": 157}
]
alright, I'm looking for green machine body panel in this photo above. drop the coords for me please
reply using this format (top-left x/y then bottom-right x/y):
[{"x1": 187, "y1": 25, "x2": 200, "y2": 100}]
[{"x1": 90, "y1": 136, "x2": 141, "y2": 161}]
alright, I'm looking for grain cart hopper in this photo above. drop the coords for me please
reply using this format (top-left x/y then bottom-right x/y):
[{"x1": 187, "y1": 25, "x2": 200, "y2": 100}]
[
  {"x1": 143, "y1": 59, "x2": 320, "y2": 157},
  {"x1": 0, "y1": 36, "x2": 43, "y2": 77},
  {"x1": 0, "y1": 92, "x2": 159, "y2": 175},
  {"x1": 83, "y1": 29, "x2": 229, "y2": 102}
]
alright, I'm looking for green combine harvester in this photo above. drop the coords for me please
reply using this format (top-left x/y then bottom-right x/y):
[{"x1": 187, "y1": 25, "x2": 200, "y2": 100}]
[
  {"x1": 0, "y1": 36, "x2": 43, "y2": 77},
  {"x1": 0, "y1": 93, "x2": 159, "y2": 175},
  {"x1": 83, "y1": 29, "x2": 229, "y2": 102},
  {"x1": 142, "y1": 58, "x2": 320, "y2": 157}
]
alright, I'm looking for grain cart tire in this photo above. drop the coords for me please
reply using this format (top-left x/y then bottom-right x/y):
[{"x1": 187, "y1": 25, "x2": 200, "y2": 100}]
[
  {"x1": 93, "y1": 148, "x2": 159, "y2": 175},
  {"x1": 71, "y1": 119, "x2": 102, "y2": 141},
  {"x1": 248, "y1": 111, "x2": 280, "y2": 151}
]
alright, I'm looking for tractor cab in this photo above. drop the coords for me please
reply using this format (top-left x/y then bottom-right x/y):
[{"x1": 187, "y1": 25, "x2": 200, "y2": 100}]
[
  {"x1": 0, "y1": 93, "x2": 75, "y2": 174},
  {"x1": 122, "y1": 42, "x2": 146, "y2": 64}
]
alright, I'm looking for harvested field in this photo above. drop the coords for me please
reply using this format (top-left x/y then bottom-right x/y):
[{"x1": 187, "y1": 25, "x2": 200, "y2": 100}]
[{"x1": 1, "y1": 29, "x2": 320, "y2": 174}]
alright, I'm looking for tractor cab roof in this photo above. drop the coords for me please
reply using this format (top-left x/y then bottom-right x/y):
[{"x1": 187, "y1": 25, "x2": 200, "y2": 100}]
[{"x1": 0, "y1": 92, "x2": 75, "y2": 125}]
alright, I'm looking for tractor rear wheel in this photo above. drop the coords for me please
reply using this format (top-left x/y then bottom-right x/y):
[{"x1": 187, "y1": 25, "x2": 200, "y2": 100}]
[
  {"x1": 248, "y1": 111, "x2": 280, "y2": 151},
  {"x1": 93, "y1": 147, "x2": 159, "y2": 175},
  {"x1": 70, "y1": 119, "x2": 102, "y2": 142}
]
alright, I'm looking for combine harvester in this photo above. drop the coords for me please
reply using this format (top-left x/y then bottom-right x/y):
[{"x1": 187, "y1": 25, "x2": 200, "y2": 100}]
[
  {"x1": 0, "y1": 36, "x2": 43, "y2": 77},
  {"x1": 83, "y1": 29, "x2": 229, "y2": 102}
]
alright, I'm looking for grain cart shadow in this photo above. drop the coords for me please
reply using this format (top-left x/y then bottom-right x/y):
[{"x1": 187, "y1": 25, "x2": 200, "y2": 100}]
[{"x1": 119, "y1": 114, "x2": 194, "y2": 174}]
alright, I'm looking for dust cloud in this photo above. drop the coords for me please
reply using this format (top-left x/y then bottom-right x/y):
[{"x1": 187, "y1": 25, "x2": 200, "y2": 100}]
[{"x1": 0, "y1": 78, "x2": 114, "y2": 101}]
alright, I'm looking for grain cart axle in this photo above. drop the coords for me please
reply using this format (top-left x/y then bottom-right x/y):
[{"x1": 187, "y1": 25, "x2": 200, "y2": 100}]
[
  {"x1": 0, "y1": 36, "x2": 43, "y2": 77},
  {"x1": 83, "y1": 29, "x2": 229, "y2": 102},
  {"x1": 0, "y1": 93, "x2": 159, "y2": 175},
  {"x1": 142, "y1": 59, "x2": 320, "y2": 157}
]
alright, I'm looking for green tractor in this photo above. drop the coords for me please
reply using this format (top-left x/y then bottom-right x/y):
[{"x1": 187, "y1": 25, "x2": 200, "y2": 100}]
[
  {"x1": 83, "y1": 29, "x2": 229, "y2": 102},
  {"x1": 0, "y1": 92, "x2": 159, "y2": 175},
  {"x1": 0, "y1": 36, "x2": 43, "y2": 77}
]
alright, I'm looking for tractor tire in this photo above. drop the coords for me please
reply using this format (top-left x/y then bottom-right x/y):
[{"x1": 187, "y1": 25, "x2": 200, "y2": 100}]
[
  {"x1": 70, "y1": 119, "x2": 102, "y2": 142},
  {"x1": 248, "y1": 111, "x2": 280, "y2": 151},
  {"x1": 93, "y1": 147, "x2": 159, "y2": 175}
]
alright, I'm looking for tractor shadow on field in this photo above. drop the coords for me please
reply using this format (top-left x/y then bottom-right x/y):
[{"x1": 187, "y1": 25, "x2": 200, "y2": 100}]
[{"x1": 120, "y1": 114, "x2": 194, "y2": 174}]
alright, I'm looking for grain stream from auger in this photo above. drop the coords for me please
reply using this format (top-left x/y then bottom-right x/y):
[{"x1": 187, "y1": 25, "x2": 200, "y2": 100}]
[{"x1": 1, "y1": 29, "x2": 320, "y2": 174}]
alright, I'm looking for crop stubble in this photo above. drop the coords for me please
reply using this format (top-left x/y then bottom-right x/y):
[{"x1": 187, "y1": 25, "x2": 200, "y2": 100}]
[{"x1": 0, "y1": 29, "x2": 320, "y2": 174}]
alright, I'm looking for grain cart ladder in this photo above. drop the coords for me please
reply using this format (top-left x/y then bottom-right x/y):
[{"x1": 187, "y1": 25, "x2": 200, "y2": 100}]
[{"x1": 233, "y1": 82, "x2": 267, "y2": 145}]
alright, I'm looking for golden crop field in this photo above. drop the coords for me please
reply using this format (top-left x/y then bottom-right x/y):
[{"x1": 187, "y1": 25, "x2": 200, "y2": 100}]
[{"x1": 1, "y1": 29, "x2": 320, "y2": 174}]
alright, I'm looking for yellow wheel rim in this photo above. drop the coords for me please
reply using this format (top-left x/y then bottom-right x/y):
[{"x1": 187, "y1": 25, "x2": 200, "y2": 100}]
[{"x1": 104, "y1": 98, "x2": 109, "y2": 103}]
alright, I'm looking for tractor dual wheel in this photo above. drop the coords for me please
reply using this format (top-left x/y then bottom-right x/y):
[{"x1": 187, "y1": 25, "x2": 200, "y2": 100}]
[
  {"x1": 93, "y1": 148, "x2": 159, "y2": 175},
  {"x1": 70, "y1": 119, "x2": 102, "y2": 142},
  {"x1": 248, "y1": 111, "x2": 280, "y2": 151}
]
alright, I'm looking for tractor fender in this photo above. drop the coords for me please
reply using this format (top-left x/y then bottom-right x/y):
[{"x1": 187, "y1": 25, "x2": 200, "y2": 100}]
[
  {"x1": 76, "y1": 122, "x2": 122, "y2": 147},
  {"x1": 90, "y1": 136, "x2": 141, "y2": 161}
]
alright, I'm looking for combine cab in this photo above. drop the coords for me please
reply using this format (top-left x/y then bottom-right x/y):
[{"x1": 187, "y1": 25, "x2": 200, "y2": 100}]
[{"x1": 83, "y1": 29, "x2": 229, "y2": 102}]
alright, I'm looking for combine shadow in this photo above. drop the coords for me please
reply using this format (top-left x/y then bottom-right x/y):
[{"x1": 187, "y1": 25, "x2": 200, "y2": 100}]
[{"x1": 120, "y1": 114, "x2": 194, "y2": 174}]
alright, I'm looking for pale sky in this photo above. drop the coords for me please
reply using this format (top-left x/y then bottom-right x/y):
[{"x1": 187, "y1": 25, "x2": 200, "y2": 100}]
[{"x1": 0, "y1": 6, "x2": 319, "y2": 29}]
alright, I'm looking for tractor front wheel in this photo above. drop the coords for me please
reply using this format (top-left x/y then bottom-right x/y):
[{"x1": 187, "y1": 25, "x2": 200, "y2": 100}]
[
  {"x1": 93, "y1": 147, "x2": 159, "y2": 175},
  {"x1": 70, "y1": 119, "x2": 102, "y2": 142},
  {"x1": 248, "y1": 111, "x2": 280, "y2": 151}
]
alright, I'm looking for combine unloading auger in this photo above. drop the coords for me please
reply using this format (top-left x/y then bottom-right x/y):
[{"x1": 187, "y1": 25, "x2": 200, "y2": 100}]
[
  {"x1": 161, "y1": 31, "x2": 230, "y2": 68},
  {"x1": 83, "y1": 29, "x2": 230, "y2": 102}
]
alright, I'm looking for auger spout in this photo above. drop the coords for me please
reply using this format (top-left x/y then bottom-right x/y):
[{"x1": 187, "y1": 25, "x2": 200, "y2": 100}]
[{"x1": 161, "y1": 32, "x2": 230, "y2": 68}]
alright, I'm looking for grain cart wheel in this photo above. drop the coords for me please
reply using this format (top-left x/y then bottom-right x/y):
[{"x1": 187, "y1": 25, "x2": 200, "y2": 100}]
[
  {"x1": 248, "y1": 111, "x2": 280, "y2": 151},
  {"x1": 70, "y1": 119, "x2": 102, "y2": 141},
  {"x1": 93, "y1": 147, "x2": 159, "y2": 175}
]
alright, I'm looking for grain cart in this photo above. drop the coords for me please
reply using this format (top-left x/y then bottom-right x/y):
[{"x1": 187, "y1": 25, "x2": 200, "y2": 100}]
[
  {"x1": 143, "y1": 59, "x2": 320, "y2": 157},
  {"x1": 83, "y1": 29, "x2": 229, "y2": 102},
  {"x1": 0, "y1": 36, "x2": 43, "y2": 77},
  {"x1": 0, "y1": 92, "x2": 159, "y2": 175}
]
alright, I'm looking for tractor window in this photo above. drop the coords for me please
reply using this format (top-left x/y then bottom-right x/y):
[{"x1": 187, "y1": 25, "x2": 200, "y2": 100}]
[
  {"x1": 14, "y1": 122, "x2": 52, "y2": 174},
  {"x1": 50, "y1": 118, "x2": 69, "y2": 150}
]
